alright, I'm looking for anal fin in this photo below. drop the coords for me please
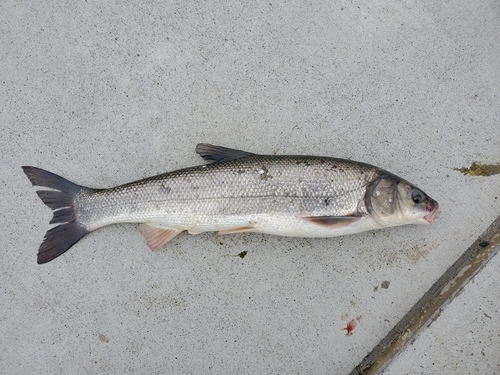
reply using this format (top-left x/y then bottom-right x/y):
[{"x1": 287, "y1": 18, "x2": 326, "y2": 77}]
[
  {"x1": 139, "y1": 224, "x2": 182, "y2": 250},
  {"x1": 219, "y1": 226, "x2": 257, "y2": 235},
  {"x1": 302, "y1": 216, "x2": 361, "y2": 228}
]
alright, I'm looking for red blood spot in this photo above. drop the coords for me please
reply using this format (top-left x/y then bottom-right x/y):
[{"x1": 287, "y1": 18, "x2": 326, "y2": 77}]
[{"x1": 343, "y1": 319, "x2": 357, "y2": 336}]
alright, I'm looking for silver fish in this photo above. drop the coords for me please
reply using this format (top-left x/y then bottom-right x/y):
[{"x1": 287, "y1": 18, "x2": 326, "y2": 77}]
[{"x1": 23, "y1": 144, "x2": 439, "y2": 264}]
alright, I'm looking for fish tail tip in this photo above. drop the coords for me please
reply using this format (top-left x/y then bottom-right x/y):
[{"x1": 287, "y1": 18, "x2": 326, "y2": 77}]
[
  {"x1": 36, "y1": 223, "x2": 89, "y2": 264},
  {"x1": 21, "y1": 166, "x2": 38, "y2": 185},
  {"x1": 23, "y1": 166, "x2": 90, "y2": 263},
  {"x1": 22, "y1": 166, "x2": 83, "y2": 193}
]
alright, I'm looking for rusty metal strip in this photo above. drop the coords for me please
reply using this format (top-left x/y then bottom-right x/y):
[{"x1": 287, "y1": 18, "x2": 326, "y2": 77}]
[{"x1": 350, "y1": 215, "x2": 500, "y2": 375}]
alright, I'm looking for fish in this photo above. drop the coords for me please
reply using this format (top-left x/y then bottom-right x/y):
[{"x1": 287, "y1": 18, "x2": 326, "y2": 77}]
[{"x1": 22, "y1": 143, "x2": 439, "y2": 264}]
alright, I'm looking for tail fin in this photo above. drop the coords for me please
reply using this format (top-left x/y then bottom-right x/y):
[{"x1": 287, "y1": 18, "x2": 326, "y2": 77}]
[{"x1": 22, "y1": 166, "x2": 91, "y2": 264}]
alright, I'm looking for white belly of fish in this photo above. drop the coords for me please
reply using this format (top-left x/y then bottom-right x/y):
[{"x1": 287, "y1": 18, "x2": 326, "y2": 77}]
[{"x1": 144, "y1": 213, "x2": 381, "y2": 239}]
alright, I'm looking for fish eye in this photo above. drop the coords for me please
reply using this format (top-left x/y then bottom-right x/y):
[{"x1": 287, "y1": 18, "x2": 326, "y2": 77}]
[{"x1": 411, "y1": 190, "x2": 424, "y2": 204}]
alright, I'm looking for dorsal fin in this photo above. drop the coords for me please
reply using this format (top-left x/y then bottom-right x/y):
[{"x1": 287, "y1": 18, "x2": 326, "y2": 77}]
[{"x1": 195, "y1": 143, "x2": 255, "y2": 162}]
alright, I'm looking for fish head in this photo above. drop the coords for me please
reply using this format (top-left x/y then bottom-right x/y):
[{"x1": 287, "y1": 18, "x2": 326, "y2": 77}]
[{"x1": 365, "y1": 173, "x2": 439, "y2": 227}]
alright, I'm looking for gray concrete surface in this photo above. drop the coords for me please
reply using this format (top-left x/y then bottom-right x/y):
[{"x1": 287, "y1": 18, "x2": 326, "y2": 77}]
[
  {"x1": 383, "y1": 244, "x2": 500, "y2": 375},
  {"x1": 352, "y1": 217, "x2": 500, "y2": 375},
  {"x1": 1, "y1": 1, "x2": 499, "y2": 374}
]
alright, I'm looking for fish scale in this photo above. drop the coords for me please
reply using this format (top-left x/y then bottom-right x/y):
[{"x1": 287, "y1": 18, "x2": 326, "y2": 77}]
[{"x1": 76, "y1": 155, "x2": 378, "y2": 232}]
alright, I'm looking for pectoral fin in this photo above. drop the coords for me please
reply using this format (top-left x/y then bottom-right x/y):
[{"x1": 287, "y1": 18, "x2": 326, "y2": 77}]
[
  {"x1": 302, "y1": 216, "x2": 361, "y2": 228},
  {"x1": 139, "y1": 224, "x2": 182, "y2": 250},
  {"x1": 219, "y1": 226, "x2": 257, "y2": 235}
]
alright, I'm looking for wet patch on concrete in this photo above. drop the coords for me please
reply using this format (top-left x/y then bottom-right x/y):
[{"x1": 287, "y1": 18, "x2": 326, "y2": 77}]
[
  {"x1": 98, "y1": 333, "x2": 110, "y2": 343},
  {"x1": 455, "y1": 162, "x2": 500, "y2": 176}
]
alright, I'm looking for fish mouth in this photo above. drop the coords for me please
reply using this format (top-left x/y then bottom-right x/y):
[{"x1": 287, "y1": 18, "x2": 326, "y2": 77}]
[{"x1": 423, "y1": 200, "x2": 439, "y2": 224}]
